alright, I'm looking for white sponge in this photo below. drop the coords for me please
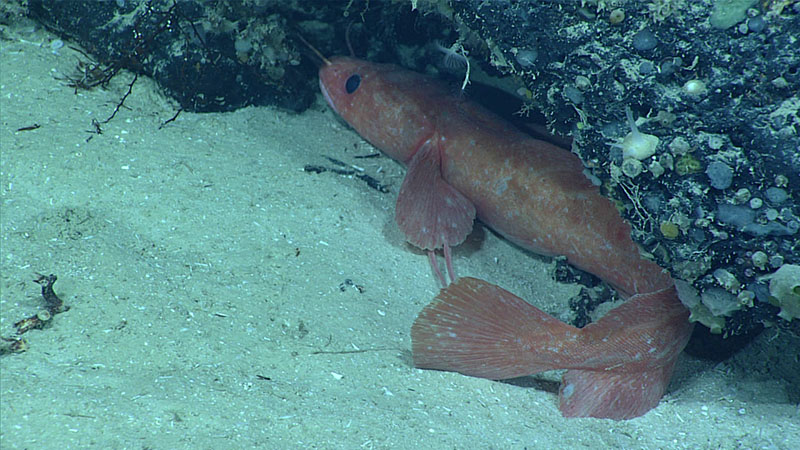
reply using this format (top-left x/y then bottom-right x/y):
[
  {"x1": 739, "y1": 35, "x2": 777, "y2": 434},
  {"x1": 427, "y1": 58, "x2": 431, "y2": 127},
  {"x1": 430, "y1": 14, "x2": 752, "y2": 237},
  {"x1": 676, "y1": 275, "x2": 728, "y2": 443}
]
[{"x1": 611, "y1": 108, "x2": 660, "y2": 161}]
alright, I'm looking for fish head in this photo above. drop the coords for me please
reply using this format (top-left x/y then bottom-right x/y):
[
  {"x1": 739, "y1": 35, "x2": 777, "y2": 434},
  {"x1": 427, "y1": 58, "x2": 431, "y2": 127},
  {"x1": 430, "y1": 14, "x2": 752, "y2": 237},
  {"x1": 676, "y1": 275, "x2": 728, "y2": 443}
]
[
  {"x1": 318, "y1": 56, "x2": 436, "y2": 164},
  {"x1": 318, "y1": 56, "x2": 364, "y2": 115}
]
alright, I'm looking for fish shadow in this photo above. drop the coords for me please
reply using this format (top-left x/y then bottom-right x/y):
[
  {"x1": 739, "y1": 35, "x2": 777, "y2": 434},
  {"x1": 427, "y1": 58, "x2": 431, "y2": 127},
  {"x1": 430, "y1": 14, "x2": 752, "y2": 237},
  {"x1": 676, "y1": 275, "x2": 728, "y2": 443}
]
[
  {"x1": 500, "y1": 375, "x2": 561, "y2": 394},
  {"x1": 401, "y1": 349, "x2": 561, "y2": 394}
]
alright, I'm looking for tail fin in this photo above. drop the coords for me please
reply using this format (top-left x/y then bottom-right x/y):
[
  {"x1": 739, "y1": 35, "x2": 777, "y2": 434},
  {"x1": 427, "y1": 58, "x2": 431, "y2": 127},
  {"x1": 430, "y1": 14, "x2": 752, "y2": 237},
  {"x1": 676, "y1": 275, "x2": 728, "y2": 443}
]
[
  {"x1": 411, "y1": 277, "x2": 580, "y2": 380},
  {"x1": 411, "y1": 277, "x2": 693, "y2": 420},
  {"x1": 556, "y1": 286, "x2": 692, "y2": 419},
  {"x1": 559, "y1": 359, "x2": 680, "y2": 419}
]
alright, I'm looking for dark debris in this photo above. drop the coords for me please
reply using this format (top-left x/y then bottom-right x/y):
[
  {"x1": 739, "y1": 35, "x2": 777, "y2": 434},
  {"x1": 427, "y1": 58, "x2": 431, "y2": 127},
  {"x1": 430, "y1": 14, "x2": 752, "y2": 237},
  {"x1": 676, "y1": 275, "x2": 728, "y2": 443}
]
[{"x1": 1, "y1": 274, "x2": 70, "y2": 355}]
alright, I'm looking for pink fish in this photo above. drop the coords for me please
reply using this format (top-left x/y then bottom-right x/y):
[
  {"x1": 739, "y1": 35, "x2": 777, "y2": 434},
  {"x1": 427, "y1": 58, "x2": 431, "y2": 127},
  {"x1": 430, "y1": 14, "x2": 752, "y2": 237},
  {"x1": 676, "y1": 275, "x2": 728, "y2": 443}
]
[{"x1": 318, "y1": 55, "x2": 693, "y2": 419}]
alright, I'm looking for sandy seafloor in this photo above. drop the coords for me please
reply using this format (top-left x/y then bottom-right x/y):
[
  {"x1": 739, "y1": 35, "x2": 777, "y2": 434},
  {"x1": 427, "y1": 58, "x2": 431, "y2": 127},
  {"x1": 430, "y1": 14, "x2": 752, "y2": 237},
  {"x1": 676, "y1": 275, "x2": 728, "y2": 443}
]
[{"x1": 1, "y1": 25, "x2": 799, "y2": 450}]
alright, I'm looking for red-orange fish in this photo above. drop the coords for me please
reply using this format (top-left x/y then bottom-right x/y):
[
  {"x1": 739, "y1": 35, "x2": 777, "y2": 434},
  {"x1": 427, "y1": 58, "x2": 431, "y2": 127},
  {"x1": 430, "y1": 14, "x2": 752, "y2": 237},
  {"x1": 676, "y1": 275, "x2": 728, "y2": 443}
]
[{"x1": 318, "y1": 55, "x2": 693, "y2": 419}]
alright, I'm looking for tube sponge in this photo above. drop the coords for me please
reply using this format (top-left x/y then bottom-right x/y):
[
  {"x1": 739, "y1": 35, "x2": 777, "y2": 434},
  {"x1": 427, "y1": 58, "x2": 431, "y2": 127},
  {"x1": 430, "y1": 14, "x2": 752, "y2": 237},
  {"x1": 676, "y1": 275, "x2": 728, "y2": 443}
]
[{"x1": 611, "y1": 108, "x2": 660, "y2": 160}]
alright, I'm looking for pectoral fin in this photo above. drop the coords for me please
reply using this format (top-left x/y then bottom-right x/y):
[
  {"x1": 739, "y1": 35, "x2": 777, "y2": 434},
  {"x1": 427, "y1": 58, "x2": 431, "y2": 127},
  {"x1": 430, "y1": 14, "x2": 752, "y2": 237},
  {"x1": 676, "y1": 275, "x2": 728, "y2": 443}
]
[{"x1": 395, "y1": 138, "x2": 476, "y2": 252}]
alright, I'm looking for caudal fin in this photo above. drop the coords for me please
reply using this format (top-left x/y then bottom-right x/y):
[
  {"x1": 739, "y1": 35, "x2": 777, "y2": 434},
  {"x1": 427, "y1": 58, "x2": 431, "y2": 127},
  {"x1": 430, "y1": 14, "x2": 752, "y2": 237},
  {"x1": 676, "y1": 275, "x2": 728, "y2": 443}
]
[
  {"x1": 411, "y1": 277, "x2": 580, "y2": 380},
  {"x1": 559, "y1": 358, "x2": 680, "y2": 419},
  {"x1": 556, "y1": 286, "x2": 692, "y2": 419},
  {"x1": 412, "y1": 278, "x2": 691, "y2": 420}
]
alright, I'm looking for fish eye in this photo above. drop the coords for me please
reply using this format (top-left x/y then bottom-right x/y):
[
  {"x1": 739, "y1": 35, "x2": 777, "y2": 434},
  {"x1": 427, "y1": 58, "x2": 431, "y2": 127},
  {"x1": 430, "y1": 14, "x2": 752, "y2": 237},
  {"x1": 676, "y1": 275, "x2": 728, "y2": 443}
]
[{"x1": 345, "y1": 74, "x2": 361, "y2": 94}]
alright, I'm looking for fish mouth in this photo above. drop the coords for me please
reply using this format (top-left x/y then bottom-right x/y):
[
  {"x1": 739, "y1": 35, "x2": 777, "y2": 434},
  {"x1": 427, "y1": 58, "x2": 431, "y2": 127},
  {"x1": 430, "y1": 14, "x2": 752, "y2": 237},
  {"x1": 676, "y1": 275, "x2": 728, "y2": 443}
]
[{"x1": 319, "y1": 78, "x2": 338, "y2": 114}]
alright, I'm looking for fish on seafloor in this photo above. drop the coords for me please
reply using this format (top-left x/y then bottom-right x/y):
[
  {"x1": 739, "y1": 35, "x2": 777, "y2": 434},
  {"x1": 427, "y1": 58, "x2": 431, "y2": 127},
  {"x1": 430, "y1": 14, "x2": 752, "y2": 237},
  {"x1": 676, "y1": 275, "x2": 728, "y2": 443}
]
[{"x1": 316, "y1": 53, "x2": 694, "y2": 419}]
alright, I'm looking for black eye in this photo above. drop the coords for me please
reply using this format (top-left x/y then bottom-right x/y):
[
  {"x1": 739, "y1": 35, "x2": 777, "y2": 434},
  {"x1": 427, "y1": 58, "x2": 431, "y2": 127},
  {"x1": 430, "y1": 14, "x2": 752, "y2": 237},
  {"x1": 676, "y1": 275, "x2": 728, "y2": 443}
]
[{"x1": 345, "y1": 74, "x2": 361, "y2": 94}]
